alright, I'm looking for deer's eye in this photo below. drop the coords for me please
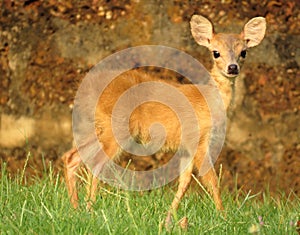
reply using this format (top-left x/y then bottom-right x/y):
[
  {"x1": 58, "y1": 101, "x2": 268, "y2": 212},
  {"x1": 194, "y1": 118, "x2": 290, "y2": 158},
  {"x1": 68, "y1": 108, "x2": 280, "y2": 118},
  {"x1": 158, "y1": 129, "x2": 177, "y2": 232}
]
[
  {"x1": 241, "y1": 50, "x2": 247, "y2": 58},
  {"x1": 213, "y1": 51, "x2": 220, "y2": 59}
]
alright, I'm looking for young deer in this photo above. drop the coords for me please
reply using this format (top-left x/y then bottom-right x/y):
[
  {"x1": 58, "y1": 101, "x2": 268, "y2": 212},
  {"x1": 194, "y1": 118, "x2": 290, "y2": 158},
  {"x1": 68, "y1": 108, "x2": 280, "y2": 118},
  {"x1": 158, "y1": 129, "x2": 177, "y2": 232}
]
[{"x1": 62, "y1": 15, "x2": 266, "y2": 225}]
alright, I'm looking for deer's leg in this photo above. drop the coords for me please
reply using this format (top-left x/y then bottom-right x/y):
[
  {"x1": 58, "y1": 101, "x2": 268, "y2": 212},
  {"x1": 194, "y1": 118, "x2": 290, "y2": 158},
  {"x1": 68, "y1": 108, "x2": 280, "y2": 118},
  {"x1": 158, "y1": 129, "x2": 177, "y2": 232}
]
[
  {"x1": 194, "y1": 133, "x2": 223, "y2": 211},
  {"x1": 165, "y1": 162, "x2": 194, "y2": 226},
  {"x1": 85, "y1": 173, "x2": 98, "y2": 210},
  {"x1": 63, "y1": 147, "x2": 81, "y2": 209},
  {"x1": 80, "y1": 129, "x2": 119, "y2": 210},
  {"x1": 200, "y1": 167, "x2": 223, "y2": 210}
]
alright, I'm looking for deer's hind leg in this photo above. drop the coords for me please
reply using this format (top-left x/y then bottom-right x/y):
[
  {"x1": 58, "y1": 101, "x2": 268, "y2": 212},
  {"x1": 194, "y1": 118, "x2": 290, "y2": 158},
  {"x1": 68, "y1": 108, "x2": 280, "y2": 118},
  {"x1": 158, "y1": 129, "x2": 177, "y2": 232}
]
[
  {"x1": 85, "y1": 173, "x2": 98, "y2": 210},
  {"x1": 63, "y1": 147, "x2": 82, "y2": 209}
]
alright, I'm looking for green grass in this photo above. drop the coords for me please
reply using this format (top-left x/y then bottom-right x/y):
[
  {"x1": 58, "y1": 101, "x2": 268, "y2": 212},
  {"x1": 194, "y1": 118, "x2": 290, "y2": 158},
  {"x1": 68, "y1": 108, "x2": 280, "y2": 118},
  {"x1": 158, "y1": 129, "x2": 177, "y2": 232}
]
[{"x1": 0, "y1": 163, "x2": 299, "y2": 235}]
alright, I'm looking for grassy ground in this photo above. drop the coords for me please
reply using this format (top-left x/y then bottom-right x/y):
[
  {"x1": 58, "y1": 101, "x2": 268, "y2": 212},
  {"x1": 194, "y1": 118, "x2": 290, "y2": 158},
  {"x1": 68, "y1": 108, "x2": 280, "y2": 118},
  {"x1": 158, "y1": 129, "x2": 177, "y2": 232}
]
[{"x1": 0, "y1": 162, "x2": 299, "y2": 235}]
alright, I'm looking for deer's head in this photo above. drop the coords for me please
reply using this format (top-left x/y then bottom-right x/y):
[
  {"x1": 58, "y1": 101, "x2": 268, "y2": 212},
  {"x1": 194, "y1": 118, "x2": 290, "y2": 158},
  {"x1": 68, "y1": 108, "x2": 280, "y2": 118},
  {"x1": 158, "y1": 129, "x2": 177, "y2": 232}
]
[{"x1": 190, "y1": 15, "x2": 266, "y2": 78}]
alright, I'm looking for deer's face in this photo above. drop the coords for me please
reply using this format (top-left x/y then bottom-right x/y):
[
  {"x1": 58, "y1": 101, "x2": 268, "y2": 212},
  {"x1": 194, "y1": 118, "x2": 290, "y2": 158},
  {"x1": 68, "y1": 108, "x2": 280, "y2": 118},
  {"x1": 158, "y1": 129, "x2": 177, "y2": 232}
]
[
  {"x1": 190, "y1": 15, "x2": 266, "y2": 79},
  {"x1": 210, "y1": 33, "x2": 247, "y2": 78}
]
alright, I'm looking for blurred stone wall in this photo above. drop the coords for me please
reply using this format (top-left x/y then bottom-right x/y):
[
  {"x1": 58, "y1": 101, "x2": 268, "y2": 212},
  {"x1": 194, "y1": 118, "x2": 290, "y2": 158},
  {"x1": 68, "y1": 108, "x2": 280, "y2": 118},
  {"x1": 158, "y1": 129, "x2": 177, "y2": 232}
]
[{"x1": 0, "y1": 0, "x2": 299, "y2": 194}]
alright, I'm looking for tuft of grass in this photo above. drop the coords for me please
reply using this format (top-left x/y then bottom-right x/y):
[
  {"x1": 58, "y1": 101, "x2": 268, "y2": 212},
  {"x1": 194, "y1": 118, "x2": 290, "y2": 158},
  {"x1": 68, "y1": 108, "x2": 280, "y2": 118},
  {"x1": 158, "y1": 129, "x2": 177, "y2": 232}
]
[{"x1": 0, "y1": 162, "x2": 299, "y2": 234}]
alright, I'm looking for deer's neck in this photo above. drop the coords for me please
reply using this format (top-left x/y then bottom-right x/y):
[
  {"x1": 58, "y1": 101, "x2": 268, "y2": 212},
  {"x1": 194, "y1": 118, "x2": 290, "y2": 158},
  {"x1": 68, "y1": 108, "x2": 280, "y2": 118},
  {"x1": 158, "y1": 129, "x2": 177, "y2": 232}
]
[{"x1": 210, "y1": 67, "x2": 235, "y2": 111}]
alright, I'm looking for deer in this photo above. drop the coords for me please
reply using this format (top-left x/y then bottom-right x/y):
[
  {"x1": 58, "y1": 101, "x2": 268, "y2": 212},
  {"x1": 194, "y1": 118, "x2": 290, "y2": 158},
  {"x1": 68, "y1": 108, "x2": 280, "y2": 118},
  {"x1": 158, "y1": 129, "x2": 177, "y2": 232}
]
[{"x1": 62, "y1": 15, "x2": 266, "y2": 226}]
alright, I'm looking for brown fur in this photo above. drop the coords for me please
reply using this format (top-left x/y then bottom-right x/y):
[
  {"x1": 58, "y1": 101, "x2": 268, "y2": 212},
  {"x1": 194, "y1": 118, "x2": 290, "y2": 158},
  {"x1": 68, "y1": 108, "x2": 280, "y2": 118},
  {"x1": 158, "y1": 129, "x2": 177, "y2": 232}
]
[{"x1": 62, "y1": 15, "x2": 266, "y2": 226}]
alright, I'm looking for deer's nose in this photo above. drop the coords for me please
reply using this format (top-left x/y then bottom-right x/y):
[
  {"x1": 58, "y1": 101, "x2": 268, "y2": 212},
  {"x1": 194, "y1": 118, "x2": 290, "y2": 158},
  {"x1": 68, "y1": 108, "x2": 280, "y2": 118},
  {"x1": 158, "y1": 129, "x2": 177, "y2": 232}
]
[{"x1": 228, "y1": 64, "x2": 239, "y2": 75}]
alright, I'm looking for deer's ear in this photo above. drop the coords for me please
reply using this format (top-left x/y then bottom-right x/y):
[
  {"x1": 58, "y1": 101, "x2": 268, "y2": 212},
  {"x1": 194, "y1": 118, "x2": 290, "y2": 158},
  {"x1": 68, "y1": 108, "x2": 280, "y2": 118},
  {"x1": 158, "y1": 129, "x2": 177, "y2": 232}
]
[
  {"x1": 190, "y1": 15, "x2": 214, "y2": 48},
  {"x1": 242, "y1": 17, "x2": 266, "y2": 48}
]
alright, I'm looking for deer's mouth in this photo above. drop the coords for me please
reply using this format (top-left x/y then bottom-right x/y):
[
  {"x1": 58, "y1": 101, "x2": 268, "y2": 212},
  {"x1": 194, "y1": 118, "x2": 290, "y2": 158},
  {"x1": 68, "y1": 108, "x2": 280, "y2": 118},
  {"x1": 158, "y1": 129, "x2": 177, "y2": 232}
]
[{"x1": 222, "y1": 70, "x2": 239, "y2": 79}]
